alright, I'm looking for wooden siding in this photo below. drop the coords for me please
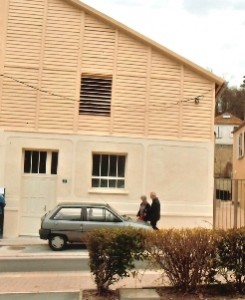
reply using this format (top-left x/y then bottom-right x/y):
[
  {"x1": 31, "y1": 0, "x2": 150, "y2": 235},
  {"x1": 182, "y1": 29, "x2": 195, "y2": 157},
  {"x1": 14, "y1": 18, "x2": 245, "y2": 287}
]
[
  {"x1": 117, "y1": 32, "x2": 148, "y2": 76},
  {"x1": 113, "y1": 76, "x2": 147, "y2": 135},
  {"x1": 0, "y1": 1, "x2": 6, "y2": 66},
  {"x1": 81, "y1": 14, "x2": 115, "y2": 71},
  {"x1": 38, "y1": 70, "x2": 77, "y2": 130},
  {"x1": 5, "y1": 0, "x2": 44, "y2": 68},
  {"x1": 1, "y1": 67, "x2": 38, "y2": 129},
  {"x1": 43, "y1": 0, "x2": 81, "y2": 70},
  {"x1": 2, "y1": 0, "x2": 42, "y2": 129},
  {"x1": 148, "y1": 50, "x2": 181, "y2": 138},
  {"x1": 112, "y1": 32, "x2": 148, "y2": 136},
  {"x1": 38, "y1": 0, "x2": 80, "y2": 130},
  {"x1": 182, "y1": 68, "x2": 213, "y2": 139},
  {"x1": 151, "y1": 50, "x2": 181, "y2": 80},
  {"x1": 148, "y1": 77, "x2": 180, "y2": 137},
  {"x1": 77, "y1": 13, "x2": 115, "y2": 133},
  {"x1": 1, "y1": 0, "x2": 217, "y2": 141}
]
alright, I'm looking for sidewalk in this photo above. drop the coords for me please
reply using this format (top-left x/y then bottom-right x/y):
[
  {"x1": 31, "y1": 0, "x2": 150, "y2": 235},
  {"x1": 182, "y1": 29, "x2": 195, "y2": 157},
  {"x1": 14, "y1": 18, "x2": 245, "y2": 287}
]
[
  {"x1": 0, "y1": 237, "x2": 164, "y2": 295},
  {"x1": 0, "y1": 236, "x2": 88, "y2": 259}
]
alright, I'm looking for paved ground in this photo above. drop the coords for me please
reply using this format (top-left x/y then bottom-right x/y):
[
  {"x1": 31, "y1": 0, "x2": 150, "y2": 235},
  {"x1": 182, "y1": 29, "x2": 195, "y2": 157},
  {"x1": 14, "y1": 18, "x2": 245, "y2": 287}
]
[{"x1": 0, "y1": 237, "x2": 164, "y2": 295}]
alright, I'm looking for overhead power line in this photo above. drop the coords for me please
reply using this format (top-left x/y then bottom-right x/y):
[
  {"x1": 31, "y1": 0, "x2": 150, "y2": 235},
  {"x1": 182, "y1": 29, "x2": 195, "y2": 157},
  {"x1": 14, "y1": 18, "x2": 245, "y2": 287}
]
[{"x1": 0, "y1": 73, "x2": 211, "y2": 108}]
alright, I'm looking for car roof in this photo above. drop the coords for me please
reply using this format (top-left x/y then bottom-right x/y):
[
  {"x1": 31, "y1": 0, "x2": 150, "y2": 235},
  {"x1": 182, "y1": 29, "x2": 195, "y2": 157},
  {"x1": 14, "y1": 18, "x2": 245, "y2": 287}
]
[{"x1": 56, "y1": 202, "x2": 111, "y2": 208}]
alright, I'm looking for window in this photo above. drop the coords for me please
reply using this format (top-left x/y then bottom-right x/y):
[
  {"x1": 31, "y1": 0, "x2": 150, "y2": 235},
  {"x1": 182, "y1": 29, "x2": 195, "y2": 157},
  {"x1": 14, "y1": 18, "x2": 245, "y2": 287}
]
[
  {"x1": 92, "y1": 154, "x2": 126, "y2": 188},
  {"x1": 51, "y1": 151, "x2": 58, "y2": 175},
  {"x1": 86, "y1": 207, "x2": 118, "y2": 222},
  {"x1": 216, "y1": 126, "x2": 222, "y2": 139},
  {"x1": 244, "y1": 132, "x2": 245, "y2": 155},
  {"x1": 53, "y1": 207, "x2": 82, "y2": 221},
  {"x1": 79, "y1": 75, "x2": 112, "y2": 116},
  {"x1": 24, "y1": 150, "x2": 58, "y2": 174},
  {"x1": 238, "y1": 133, "x2": 244, "y2": 159}
]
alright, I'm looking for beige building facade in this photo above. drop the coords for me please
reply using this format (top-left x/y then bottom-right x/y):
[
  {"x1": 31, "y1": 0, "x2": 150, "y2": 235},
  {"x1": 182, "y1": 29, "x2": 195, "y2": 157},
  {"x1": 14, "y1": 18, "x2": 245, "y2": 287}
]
[
  {"x1": 0, "y1": 0, "x2": 224, "y2": 237},
  {"x1": 214, "y1": 113, "x2": 243, "y2": 178},
  {"x1": 233, "y1": 123, "x2": 245, "y2": 179},
  {"x1": 233, "y1": 123, "x2": 245, "y2": 210}
]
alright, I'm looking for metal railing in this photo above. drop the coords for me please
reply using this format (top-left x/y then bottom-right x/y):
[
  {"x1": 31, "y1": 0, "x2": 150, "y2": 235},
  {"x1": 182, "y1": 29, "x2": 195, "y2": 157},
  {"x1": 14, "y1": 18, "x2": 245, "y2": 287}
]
[{"x1": 214, "y1": 178, "x2": 245, "y2": 229}]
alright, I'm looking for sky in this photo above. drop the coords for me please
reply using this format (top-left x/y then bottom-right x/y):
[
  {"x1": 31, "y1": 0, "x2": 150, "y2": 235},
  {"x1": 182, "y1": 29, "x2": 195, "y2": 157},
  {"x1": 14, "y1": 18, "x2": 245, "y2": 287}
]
[{"x1": 81, "y1": 0, "x2": 245, "y2": 88}]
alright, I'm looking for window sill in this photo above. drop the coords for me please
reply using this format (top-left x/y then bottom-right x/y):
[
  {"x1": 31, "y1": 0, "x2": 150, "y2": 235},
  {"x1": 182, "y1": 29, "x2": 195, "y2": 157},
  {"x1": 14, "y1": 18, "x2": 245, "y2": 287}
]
[{"x1": 88, "y1": 188, "x2": 129, "y2": 195}]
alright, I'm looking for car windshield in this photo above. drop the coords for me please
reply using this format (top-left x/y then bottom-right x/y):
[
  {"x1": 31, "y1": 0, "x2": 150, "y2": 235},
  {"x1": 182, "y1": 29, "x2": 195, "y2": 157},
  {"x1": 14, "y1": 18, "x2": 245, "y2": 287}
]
[
  {"x1": 105, "y1": 204, "x2": 131, "y2": 221},
  {"x1": 107, "y1": 204, "x2": 131, "y2": 221}
]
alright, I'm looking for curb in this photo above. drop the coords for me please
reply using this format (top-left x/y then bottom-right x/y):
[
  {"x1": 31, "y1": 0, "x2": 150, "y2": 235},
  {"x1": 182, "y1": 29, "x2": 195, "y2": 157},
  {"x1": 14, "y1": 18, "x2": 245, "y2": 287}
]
[
  {"x1": 0, "y1": 238, "x2": 46, "y2": 246},
  {"x1": 0, "y1": 291, "x2": 81, "y2": 300}
]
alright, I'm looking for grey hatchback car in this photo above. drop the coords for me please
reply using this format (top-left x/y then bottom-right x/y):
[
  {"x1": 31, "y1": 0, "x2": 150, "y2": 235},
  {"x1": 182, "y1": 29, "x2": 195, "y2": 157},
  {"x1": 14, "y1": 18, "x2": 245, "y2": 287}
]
[{"x1": 39, "y1": 202, "x2": 151, "y2": 250}]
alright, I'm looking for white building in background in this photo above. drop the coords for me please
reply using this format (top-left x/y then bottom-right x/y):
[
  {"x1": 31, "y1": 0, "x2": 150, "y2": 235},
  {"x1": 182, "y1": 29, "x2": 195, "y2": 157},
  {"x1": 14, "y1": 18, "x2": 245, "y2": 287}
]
[
  {"x1": 214, "y1": 112, "x2": 243, "y2": 177},
  {"x1": 215, "y1": 112, "x2": 243, "y2": 145}
]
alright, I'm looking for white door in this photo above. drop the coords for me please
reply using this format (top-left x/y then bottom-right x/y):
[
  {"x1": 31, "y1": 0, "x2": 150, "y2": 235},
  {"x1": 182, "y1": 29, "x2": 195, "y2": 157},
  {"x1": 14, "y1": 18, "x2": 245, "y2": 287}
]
[{"x1": 20, "y1": 176, "x2": 57, "y2": 236}]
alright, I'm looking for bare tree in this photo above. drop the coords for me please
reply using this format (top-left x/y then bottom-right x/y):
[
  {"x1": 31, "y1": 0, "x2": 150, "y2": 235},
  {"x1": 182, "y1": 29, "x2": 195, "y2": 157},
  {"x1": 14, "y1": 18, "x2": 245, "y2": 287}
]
[{"x1": 215, "y1": 78, "x2": 245, "y2": 120}]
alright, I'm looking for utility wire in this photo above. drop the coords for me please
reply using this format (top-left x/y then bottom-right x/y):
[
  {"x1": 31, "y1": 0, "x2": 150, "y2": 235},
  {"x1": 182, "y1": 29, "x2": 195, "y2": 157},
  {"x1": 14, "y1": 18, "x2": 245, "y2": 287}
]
[
  {"x1": 0, "y1": 73, "x2": 75, "y2": 102},
  {"x1": 0, "y1": 73, "x2": 211, "y2": 108}
]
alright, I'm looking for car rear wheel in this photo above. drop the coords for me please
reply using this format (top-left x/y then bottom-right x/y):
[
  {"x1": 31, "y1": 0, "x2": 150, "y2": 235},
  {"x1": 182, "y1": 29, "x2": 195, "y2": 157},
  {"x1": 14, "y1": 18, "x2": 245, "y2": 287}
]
[{"x1": 49, "y1": 235, "x2": 67, "y2": 251}]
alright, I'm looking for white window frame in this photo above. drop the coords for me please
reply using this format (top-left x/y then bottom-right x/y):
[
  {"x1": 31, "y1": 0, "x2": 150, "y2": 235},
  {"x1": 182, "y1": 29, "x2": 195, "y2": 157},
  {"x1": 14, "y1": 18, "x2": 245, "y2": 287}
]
[
  {"x1": 216, "y1": 126, "x2": 222, "y2": 139},
  {"x1": 24, "y1": 150, "x2": 58, "y2": 175},
  {"x1": 238, "y1": 133, "x2": 244, "y2": 159},
  {"x1": 91, "y1": 154, "x2": 126, "y2": 189}
]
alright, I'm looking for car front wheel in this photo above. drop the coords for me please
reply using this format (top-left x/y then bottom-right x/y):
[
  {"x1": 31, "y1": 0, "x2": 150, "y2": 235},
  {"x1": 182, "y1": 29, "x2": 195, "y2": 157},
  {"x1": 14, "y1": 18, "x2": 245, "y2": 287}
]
[{"x1": 49, "y1": 235, "x2": 67, "y2": 251}]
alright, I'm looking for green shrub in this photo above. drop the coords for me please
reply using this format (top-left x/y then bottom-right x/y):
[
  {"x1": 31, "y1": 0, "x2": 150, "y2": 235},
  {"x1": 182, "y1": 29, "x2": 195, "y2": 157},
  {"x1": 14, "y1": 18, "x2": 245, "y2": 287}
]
[
  {"x1": 86, "y1": 227, "x2": 147, "y2": 295},
  {"x1": 216, "y1": 227, "x2": 245, "y2": 293},
  {"x1": 144, "y1": 228, "x2": 218, "y2": 292}
]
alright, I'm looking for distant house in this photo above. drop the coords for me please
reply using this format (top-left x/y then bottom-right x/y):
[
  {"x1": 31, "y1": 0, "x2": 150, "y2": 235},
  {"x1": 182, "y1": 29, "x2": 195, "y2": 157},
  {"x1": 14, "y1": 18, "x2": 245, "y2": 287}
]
[
  {"x1": 0, "y1": 0, "x2": 224, "y2": 237},
  {"x1": 214, "y1": 112, "x2": 243, "y2": 178}
]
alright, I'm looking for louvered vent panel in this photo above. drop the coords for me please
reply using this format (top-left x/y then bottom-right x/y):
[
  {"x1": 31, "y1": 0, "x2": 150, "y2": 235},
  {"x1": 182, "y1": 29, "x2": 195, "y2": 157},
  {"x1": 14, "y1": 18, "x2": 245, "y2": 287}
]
[
  {"x1": 79, "y1": 76, "x2": 112, "y2": 116},
  {"x1": 0, "y1": 68, "x2": 38, "y2": 129},
  {"x1": 5, "y1": 0, "x2": 44, "y2": 66},
  {"x1": 82, "y1": 14, "x2": 115, "y2": 70}
]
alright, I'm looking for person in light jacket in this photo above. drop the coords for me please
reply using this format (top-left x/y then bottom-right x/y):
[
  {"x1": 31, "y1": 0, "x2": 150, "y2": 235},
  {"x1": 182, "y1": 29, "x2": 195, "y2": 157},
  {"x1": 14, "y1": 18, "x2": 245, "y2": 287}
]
[{"x1": 136, "y1": 195, "x2": 151, "y2": 222}]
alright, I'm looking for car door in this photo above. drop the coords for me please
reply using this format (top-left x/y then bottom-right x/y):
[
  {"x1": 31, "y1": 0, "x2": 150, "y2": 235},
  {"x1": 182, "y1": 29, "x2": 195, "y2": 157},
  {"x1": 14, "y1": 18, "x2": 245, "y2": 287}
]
[
  {"x1": 82, "y1": 206, "x2": 122, "y2": 233},
  {"x1": 51, "y1": 206, "x2": 84, "y2": 242}
]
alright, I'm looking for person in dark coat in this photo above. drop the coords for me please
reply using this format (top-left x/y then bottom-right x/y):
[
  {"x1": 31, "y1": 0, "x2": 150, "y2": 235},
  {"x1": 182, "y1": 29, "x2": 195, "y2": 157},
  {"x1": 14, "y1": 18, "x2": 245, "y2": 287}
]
[
  {"x1": 136, "y1": 195, "x2": 150, "y2": 222},
  {"x1": 0, "y1": 194, "x2": 6, "y2": 238},
  {"x1": 149, "y1": 192, "x2": 161, "y2": 230}
]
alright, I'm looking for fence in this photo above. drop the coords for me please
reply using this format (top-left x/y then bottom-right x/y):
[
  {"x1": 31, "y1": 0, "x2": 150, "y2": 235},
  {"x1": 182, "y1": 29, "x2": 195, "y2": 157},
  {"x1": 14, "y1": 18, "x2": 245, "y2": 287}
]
[{"x1": 214, "y1": 178, "x2": 245, "y2": 229}]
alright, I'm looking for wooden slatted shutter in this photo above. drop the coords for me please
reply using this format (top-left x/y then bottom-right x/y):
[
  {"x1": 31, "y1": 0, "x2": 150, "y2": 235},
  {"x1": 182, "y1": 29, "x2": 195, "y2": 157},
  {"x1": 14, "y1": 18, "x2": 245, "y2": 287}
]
[{"x1": 79, "y1": 75, "x2": 112, "y2": 116}]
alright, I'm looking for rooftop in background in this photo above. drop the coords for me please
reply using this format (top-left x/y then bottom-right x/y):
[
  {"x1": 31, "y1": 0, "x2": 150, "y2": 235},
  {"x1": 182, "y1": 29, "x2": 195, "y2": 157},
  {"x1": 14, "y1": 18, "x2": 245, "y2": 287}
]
[{"x1": 215, "y1": 113, "x2": 243, "y2": 126}]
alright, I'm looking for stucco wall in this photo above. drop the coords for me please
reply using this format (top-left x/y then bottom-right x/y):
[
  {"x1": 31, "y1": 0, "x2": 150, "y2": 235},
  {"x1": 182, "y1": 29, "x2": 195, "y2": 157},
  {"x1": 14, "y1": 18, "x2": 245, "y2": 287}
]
[
  {"x1": 2, "y1": 131, "x2": 214, "y2": 237},
  {"x1": 233, "y1": 126, "x2": 245, "y2": 179}
]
